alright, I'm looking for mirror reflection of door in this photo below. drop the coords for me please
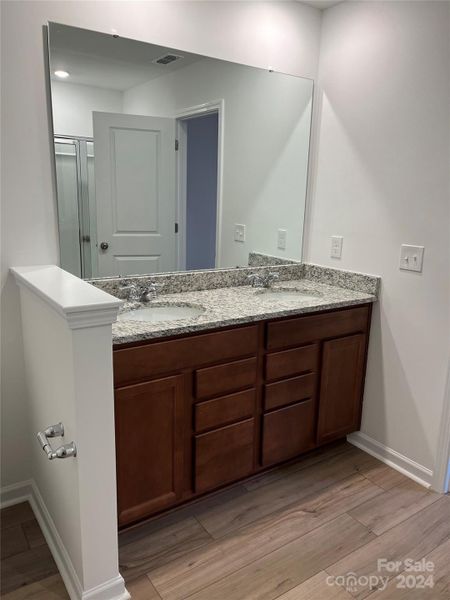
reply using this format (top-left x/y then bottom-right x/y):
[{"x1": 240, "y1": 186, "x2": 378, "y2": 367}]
[
  {"x1": 93, "y1": 110, "x2": 219, "y2": 277},
  {"x1": 93, "y1": 112, "x2": 178, "y2": 277}
]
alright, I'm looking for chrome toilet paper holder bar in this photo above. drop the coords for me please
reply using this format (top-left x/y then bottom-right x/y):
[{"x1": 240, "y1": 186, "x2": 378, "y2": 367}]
[{"x1": 37, "y1": 422, "x2": 77, "y2": 460}]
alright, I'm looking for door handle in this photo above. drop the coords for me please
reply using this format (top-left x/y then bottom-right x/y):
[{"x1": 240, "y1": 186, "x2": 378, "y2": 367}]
[{"x1": 100, "y1": 241, "x2": 109, "y2": 251}]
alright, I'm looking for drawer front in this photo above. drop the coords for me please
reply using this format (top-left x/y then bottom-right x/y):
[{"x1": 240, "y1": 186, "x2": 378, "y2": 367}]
[
  {"x1": 195, "y1": 357, "x2": 257, "y2": 399},
  {"x1": 114, "y1": 325, "x2": 258, "y2": 387},
  {"x1": 195, "y1": 389, "x2": 255, "y2": 432},
  {"x1": 262, "y1": 400, "x2": 316, "y2": 466},
  {"x1": 195, "y1": 419, "x2": 254, "y2": 493},
  {"x1": 267, "y1": 306, "x2": 370, "y2": 350},
  {"x1": 264, "y1": 373, "x2": 316, "y2": 411},
  {"x1": 265, "y1": 344, "x2": 319, "y2": 381}
]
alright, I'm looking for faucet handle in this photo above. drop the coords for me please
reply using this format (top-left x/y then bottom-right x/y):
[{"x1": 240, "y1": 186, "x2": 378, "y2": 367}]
[
  {"x1": 118, "y1": 282, "x2": 139, "y2": 302},
  {"x1": 247, "y1": 273, "x2": 262, "y2": 287},
  {"x1": 142, "y1": 282, "x2": 163, "y2": 302}
]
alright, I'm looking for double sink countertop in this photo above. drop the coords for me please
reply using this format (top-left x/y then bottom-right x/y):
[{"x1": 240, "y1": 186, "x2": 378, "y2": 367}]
[{"x1": 90, "y1": 262, "x2": 380, "y2": 346}]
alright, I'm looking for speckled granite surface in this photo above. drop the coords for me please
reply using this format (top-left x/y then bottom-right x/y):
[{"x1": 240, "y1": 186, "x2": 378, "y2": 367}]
[
  {"x1": 89, "y1": 263, "x2": 305, "y2": 298},
  {"x1": 303, "y1": 264, "x2": 380, "y2": 295},
  {"x1": 248, "y1": 252, "x2": 380, "y2": 296},
  {"x1": 248, "y1": 252, "x2": 299, "y2": 267},
  {"x1": 90, "y1": 261, "x2": 379, "y2": 298},
  {"x1": 112, "y1": 279, "x2": 376, "y2": 346}
]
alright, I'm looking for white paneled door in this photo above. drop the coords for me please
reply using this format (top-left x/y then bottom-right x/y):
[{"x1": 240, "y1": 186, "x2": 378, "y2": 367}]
[{"x1": 93, "y1": 112, "x2": 177, "y2": 277}]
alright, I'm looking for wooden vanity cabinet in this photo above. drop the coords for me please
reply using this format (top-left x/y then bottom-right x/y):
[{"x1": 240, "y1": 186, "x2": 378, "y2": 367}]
[{"x1": 113, "y1": 304, "x2": 372, "y2": 527}]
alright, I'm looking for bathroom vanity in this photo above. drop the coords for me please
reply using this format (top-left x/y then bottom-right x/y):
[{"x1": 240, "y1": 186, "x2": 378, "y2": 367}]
[
  {"x1": 45, "y1": 21, "x2": 380, "y2": 531},
  {"x1": 109, "y1": 271, "x2": 376, "y2": 528}
]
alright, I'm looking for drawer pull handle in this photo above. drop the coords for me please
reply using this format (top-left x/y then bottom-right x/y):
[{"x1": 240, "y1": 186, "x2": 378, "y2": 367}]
[{"x1": 37, "y1": 422, "x2": 77, "y2": 460}]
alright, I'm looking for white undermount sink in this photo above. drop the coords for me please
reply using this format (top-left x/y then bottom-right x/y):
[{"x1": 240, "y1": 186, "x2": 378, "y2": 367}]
[
  {"x1": 117, "y1": 303, "x2": 205, "y2": 323},
  {"x1": 255, "y1": 288, "x2": 321, "y2": 302}
]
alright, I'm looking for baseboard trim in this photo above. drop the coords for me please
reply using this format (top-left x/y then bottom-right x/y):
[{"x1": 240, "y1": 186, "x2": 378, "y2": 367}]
[
  {"x1": 0, "y1": 479, "x2": 34, "y2": 508},
  {"x1": 0, "y1": 480, "x2": 130, "y2": 600},
  {"x1": 82, "y1": 575, "x2": 130, "y2": 600},
  {"x1": 432, "y1": 365, "x2": 450, "y2": 493},
  {"x1": 347, "y1": 431, "x2": 433, "y2": 489}
]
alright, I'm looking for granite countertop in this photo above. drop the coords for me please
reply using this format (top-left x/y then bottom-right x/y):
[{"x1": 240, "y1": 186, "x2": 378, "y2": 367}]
[{"x1": 112, "y1": 278, "x2": 376, "y2": 346}]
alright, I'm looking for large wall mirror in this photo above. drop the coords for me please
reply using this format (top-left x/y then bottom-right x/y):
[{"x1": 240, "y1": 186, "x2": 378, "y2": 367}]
[{"x1": 47, "y1": 22, "x2": 313, "y2": 279}]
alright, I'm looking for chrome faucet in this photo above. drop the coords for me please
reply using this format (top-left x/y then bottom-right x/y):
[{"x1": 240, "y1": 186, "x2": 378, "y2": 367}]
[
  {"x1": 119, "y1": 281, "x2": 162, "y2": 303},
  {"x1": 247, "y1": 271, "x2": 280, "y2": 288},
  {"x1": 118, "y1": 282, "x2": 140, "y2": 302},
  {"x1": 141, "y1": 282, "x2": 162, "y2": 303}
]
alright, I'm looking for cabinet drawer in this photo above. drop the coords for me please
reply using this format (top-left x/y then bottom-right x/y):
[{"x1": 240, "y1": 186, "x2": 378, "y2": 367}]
[
  {"x1": 195, "y1": 389, "x2": 255, "y2": 432},
  {"x1": 195, "y1": 357, "x2": 257, "y2": 399},
  {"x1": 264, "y1": 373, "x2": 316, "y2": 411},
  {"x1": 266, "y1": 306, "x2": 370, "y2": 350},
  {"x1": 114, "y1": 325, "x2": 258, "y2": 387},
  {"x1": 195, "y1": 419, "x2": 254, "y2": 493},
  {"x1": 262, "y1": 400, "x2": 316, "y2": 466},
  {"x1": 265, "y1": 344, "x2": 318, "y2": 381}
]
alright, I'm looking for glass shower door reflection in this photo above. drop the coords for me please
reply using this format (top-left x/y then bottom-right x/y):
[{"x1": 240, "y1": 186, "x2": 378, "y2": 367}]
[{"x1": 54, "y1": 137, "x2": 96, "y2": 278}]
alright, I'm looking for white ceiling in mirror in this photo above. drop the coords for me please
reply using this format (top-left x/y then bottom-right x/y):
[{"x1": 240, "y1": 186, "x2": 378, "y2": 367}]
[
  {"x1": 49, "y1": 24, "x2": 203, "y2": 91},
  {"x1": 298, "y1": 0, "x2": 343, "y2": 9},
  {"x1": 48, "y1": 23, "x2": 314, "y2": 281}
]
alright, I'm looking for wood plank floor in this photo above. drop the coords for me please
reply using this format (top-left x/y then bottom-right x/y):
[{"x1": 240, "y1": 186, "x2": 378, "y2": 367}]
[{"x1": 1, "y1": 442, "x2": 449, "y2": 599}]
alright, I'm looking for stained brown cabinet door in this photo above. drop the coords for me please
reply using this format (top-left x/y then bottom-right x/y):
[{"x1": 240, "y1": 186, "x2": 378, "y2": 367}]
[
  {"x1": 317, "y1": 334, "x2": 366, "y2": 444},
  {"x1": 115, "y1": 375, "x2": 185, "y2": 526}
]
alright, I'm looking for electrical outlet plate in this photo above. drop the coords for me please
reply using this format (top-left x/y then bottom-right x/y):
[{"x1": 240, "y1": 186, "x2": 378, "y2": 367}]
[
  {"x1": 234, "y1": 224, "x2": 246, "y2": 243},
  {"x1": 400, "y1": 244, "x2": 424, "y2": 272},
  {"x1": 277, "y1": 229, "x2": 287, "y2": 250},
  {"x1": 330, "y1": 236, "x2": 343, "y2": 259}
]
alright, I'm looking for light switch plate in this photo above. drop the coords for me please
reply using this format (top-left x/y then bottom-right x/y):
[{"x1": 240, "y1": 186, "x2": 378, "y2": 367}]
[
  {"x1": 400, "y1": 244, "x2": 424, "y2": 272},
  {"x1": 277, "y1": 229, "x2": 287, "y2": 250},
  {"x1": 331, "y1": 236, "x2": 343, "y2": 259},
  {"x1": 234, "y1": 224, "x2": 246, "y2": 243}
]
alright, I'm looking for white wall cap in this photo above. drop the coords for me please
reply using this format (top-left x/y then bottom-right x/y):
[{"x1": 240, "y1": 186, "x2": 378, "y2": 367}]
[{"x1": 11, "y1": 265, "x2": 123, "y2": 329}]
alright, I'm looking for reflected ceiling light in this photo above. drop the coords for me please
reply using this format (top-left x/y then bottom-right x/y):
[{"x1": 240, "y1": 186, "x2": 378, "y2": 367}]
[{"x1": 54, "y1": 70, "x2": 70, "y2": 79}]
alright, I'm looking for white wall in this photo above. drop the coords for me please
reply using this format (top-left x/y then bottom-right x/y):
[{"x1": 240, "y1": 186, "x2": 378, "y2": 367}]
[
  {"x1": 306, "y1": 0, "x2": 450, "y2": 473},
  {"x1": 1, "y1": 0, "x2": 321, "y2": 487},
  {"x1": 123, "y1": 59, "x2": 312, "y2": 266},
  {"x1": 52, "y1": 80, "x2": 123, "y2": 138}
]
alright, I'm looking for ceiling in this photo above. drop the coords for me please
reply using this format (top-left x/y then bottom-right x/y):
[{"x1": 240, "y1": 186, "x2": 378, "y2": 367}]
[
  {"x1": 298, "y1": 0, "x2": 343, "y2": 9},
  {"x1": 48, "y1": 23, "x2": 204, "y2": 91}
]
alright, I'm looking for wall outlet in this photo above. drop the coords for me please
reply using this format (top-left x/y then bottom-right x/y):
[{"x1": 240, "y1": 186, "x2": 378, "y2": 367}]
[
  {"x1": 277, "y1": 229, "x2": 287, "y2": 250},
  {"x1": 400, "y1": 244, "x2": 424, "y2": 272},
  {"x1": 330, "y1": 235, "x2": 343, "y2": 258},
  {"x1": 234, "y1": 224, "x2": 246, "y2": 243}
]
